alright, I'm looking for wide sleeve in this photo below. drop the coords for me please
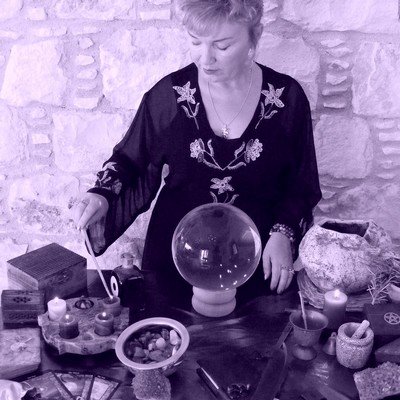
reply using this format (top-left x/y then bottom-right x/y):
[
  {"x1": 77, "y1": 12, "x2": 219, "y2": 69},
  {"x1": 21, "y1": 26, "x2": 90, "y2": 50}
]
[
  {"x1": 86, "y1": 92, "x2": 166, "y2": 256},
  {"x1": 273, "y1": 81, "x2": 322, "y2": 241}
]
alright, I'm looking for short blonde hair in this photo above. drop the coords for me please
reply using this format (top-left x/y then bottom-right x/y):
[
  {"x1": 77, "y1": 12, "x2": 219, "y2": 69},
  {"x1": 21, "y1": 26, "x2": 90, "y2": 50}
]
[{"x1": 172, "y1": 0, "x2": 264, "y2": 46}]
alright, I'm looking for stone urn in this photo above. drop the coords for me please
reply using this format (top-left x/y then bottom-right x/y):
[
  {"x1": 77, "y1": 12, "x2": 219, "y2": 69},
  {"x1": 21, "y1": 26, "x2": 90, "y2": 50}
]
[{"x1": 295, "y1": 219, "x2": 395, "y2": 294}]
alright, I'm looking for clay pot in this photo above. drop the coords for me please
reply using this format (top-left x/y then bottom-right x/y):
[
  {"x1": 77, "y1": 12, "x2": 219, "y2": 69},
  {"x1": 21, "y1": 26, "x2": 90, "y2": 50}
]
[{"x1": 296, "y1": 219, "x2": 394, "y2": 294}]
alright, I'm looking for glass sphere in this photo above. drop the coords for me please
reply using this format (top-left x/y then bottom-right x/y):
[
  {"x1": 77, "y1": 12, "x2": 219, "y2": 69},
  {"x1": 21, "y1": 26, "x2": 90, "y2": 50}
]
[{"x1": 172, "y1": 203, "x2": 262, "y2": 291}]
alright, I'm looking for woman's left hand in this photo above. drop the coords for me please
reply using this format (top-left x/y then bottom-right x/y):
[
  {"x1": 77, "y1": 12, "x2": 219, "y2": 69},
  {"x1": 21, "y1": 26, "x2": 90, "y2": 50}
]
[{"x1": 262, "y1": 232, "x2": 294, "y2": 294}]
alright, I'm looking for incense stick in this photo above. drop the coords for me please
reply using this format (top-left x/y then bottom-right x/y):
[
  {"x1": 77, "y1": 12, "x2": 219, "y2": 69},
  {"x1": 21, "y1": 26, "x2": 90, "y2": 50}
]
[
  {"x1": 82, "y1": 229, "x2": 113, "y2": 299},
  {"x1": 298, "y1": 290, "x2": 308, "y2": 329}
]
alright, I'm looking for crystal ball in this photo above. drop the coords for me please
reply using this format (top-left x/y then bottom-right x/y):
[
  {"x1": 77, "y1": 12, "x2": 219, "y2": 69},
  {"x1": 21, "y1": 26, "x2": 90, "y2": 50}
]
[{"x1": 172, "y1": 203, "x2": 262, "y2": 291}]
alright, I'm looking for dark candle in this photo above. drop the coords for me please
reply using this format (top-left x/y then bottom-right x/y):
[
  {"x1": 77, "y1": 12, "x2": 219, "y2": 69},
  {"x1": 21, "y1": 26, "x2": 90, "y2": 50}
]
[
  {"x1": 59, "y1": 314, "x2": 79, "y2": 339},
  {"x1": 101, "y1": 296, "x2": 121, "y2": 316},
  {"x1": 94, "y1": 312, "x2": 114, "y2": 336}
]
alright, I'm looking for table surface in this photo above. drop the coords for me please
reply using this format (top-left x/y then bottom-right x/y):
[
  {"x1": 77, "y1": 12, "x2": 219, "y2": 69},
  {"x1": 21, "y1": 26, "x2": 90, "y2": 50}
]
[{"x1": 1, "y1": 270, "x2": 379, "y2": 400}]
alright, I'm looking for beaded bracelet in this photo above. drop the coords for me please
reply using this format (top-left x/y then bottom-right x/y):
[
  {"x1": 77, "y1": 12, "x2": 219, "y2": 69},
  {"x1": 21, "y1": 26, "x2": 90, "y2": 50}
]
[{"x1": 269, "y1": 223, "x2": 296, "y2": 243}]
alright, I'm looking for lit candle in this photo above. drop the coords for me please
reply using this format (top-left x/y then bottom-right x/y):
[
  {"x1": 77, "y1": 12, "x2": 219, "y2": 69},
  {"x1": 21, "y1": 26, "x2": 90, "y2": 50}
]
[
  {"x1": 94, "y1": 312, "x2": 114, "y2": 336},
  {"x1": 101, "y1": 296, "x2": 121, "y2": 316},
  {"x1": 59, "y1": 314, "x2": 79, "y2": 339},
  {"x1": 47, "y1": 297, "x2": 67, "y2": 321},
  {"x1": 323, "y1": 289, "x2": 348, "y2": 329}
]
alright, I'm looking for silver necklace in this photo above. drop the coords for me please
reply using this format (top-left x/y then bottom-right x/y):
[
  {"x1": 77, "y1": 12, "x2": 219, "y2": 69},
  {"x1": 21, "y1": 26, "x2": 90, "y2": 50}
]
[{"x1": 208, "y1": 64, "x2": 254, "y2": 139}]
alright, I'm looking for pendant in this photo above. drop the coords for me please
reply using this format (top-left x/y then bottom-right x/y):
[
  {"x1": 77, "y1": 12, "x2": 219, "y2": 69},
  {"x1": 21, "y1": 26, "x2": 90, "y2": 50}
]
[{"x1": 221, "y1": 125, "x2": 229, "y2": 139}]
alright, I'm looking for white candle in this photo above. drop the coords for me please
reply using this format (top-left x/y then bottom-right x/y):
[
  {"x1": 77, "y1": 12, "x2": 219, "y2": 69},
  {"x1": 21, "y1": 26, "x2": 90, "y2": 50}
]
[
  {"x1": 323, "y1": 289, "x2": 348, "y2": 329},
  {"x1": 47, "y1": 297, "x2": 67, "y2": 321}
]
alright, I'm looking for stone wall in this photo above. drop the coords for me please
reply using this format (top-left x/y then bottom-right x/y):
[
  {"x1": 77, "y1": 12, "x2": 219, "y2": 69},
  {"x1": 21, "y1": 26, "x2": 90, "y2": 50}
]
[{"x1": 1, "y1": 0, "x2": 399, "y2": 287}]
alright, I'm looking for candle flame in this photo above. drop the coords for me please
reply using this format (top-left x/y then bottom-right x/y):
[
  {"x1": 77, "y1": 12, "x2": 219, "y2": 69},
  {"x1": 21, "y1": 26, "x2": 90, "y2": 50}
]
[
  {"x1": 102, "y1": 312, "x2": 107, "y2": 317},
  {"x1": 54, "y1": 297, "x2": 59, "y2": 302},
  {"x1": 65, "y1": 314, "x2": 70, "y2": 320},
  {"x1": 334, "y1": 289, "x2": 341, "y2": 299}
]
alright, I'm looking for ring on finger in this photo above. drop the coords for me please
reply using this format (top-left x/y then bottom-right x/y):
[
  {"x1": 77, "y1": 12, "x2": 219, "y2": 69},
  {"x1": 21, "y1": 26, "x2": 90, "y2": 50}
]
[{"x1": 281, "y1": 265, "x2": 295, "y2": 274}]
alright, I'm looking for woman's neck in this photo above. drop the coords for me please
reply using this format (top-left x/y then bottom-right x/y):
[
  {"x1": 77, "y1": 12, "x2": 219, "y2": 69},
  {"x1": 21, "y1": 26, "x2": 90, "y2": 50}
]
[{"x1": 199, "y1": 62, "x2": 257, "y2": 93}]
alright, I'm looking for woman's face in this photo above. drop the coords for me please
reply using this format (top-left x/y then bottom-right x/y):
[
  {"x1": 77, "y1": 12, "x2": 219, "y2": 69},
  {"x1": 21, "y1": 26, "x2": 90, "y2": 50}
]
[{"x1": 187, "y1": 20, "x2": 254, "y2": 84}]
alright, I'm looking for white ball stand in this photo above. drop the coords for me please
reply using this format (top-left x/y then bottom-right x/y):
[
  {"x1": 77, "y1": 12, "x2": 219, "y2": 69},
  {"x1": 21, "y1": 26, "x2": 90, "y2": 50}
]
[{"x1": 191, "y1": 287, "x2": 237, "y2": 317}]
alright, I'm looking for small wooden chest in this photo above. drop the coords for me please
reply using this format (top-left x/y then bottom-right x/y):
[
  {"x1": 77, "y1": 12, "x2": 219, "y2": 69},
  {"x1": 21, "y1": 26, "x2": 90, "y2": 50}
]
[
  {"x1": 1, "y1": 290, "x2": 45, "y2": 327},
  {"x1": 7, "y1": 243, "x2": 87, "y2": 302}
]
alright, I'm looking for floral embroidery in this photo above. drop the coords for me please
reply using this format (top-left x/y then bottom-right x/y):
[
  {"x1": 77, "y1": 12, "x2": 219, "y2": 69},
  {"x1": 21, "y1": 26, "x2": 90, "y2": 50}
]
[
  {"x1": 255, "y1": 83, "x2": 285, "y2": 129},
  {"x1": 173, "y1": 81, "x2": 200, "y2": 129},
  {"x1": 189, "y1": 138, "x2": 263, "y2": 171},
  {"x1": 190, "y1": 139, "x2": 205, "y2": 161},
  {"x1": 245, "y1": 139, "x2": 263, "y2": 162},
  {"x1": 210, "y1": 176, "x2": 239, "y2": 204},
  {"x1": 95, "y1": 161, "x2": 122, "y2": 195},
  {"x1": 210, "y1": 177, "x2": 234, "y2": 194}
]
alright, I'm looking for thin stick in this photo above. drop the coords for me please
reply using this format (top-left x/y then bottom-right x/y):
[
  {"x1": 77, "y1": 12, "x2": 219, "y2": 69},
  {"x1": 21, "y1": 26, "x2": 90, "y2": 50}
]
[
  {"x1": 82, "y1": 229, "x2": 113, "y2": 299},
  {"x1": 298, "y1": 290, "x2": 308, "y2": 329}
]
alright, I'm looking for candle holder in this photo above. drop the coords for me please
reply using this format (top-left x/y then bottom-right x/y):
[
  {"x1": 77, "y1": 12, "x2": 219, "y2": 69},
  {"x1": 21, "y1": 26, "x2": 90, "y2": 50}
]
[
  {"x1": 38, "y1": 297, "x2": 129, "y2": 355},
  {"x1": 47, "y1": 297, "x2": 67, "y2": 321},
  {"x1": 289, "y1": 310, "x2": 328, "y2": 360},
  {"x1": 101, "y1": 296, "x2": 121, "y2": 316},
  {"x1": 59, "y1": 314, "x2": 79, "y2": 339},
  {"x1": 94, "y1": 312, "x2": 114, "y2": 336}
]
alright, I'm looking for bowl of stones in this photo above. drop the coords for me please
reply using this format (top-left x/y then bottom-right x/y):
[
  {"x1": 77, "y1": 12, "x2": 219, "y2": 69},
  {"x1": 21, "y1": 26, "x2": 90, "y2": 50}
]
[{"x1": 115, "y1": 317, "x2": 190, "y2": 376}]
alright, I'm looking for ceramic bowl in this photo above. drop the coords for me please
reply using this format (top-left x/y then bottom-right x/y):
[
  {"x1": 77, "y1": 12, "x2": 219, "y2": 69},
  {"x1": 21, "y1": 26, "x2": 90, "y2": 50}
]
[{"x1": 115, "y1": 317, "x2": 190, "y2": 376}]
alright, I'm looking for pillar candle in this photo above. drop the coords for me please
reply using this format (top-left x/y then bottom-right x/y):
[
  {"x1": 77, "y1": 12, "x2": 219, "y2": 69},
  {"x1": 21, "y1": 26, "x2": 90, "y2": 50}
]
[
  {"x1": 101, "y1": 296, "x2": 121, "y2": 316},
  {"x1": 59, "y1": 314, "x2": 79, "y2": 339},
  {"x1": 323, "y1": 289, "x2": 348, "y2": 329},
  {"x1": 94, "y1": 312, "x2": 114, "y2": 336},
  {"x1": 47, "y1": 297, "x2": 67, "y2": 321}
]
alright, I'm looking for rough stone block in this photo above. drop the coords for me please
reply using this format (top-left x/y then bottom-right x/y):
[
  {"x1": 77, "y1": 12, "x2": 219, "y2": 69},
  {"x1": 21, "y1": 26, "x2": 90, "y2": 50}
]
[
  {"x1": 257, "y1": 34, "x2": 319, "y2": 110},
  {"x1": 315, "y1": 115, "x2": 372, "y2": 179},
  {"x1": 75, "y1": 55, "x2": 95, "y2": 66},
  {"x1": 0, "y1": 0, "x2": 22, "y2": 20},
  {"x1": 378, "y1": 132, "x2": 400, "y2": 142},
  {"x1": 338, "y1": 183, "x2": 400, "y2": 240},
  {"x1": 25, "y1": 7, "x2": 47, "y2": 21},
  {"x1": 77, "y1": 68, "x2": 98, "y2": 80},
  {"x1": 55, "y1": 0, "x2": 135, "y2": 20},
  {"x1": 352, "y1": 42, "x2": 400, "y2": 118},
  {"x1": 0, "y1": 40, "x2": 67, "y2": 107},
  {"x1": 281, "y1": 0, "x2": 400, "y2": 34},
  {"x1": 100, "y1": 28, "x2": 189, "y2": 109},
  {"x1": 0, "y1": 105, "x2": 27, "y2": 166},
  {"x1": 53, "y1": 111, "x2": 126, "y2": 172}
]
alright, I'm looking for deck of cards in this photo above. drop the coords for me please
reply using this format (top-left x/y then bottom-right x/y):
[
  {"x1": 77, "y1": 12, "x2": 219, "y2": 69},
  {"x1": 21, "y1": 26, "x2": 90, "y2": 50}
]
[{"x1": 22, "y1": 370, "x2": 121, "y2": 400}]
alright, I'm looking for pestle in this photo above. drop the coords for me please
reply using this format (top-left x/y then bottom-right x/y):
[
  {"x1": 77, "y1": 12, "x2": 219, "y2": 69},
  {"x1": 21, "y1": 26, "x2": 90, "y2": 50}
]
[{"x1": 351, "y1": 320, "x2": 370, "y2": 339}]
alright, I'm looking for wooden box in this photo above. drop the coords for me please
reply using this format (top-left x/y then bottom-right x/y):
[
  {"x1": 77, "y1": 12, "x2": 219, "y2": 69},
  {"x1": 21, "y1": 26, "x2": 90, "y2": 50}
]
[
  {"x1": 7, "y1": 243, "x2": 87, "y2": 302},
  {"x1": 1, "y1": 290, "x2": 45, "y2": 327},
  {"x1": 0, "y1": 328, "x2": 41, "y2": 379}
]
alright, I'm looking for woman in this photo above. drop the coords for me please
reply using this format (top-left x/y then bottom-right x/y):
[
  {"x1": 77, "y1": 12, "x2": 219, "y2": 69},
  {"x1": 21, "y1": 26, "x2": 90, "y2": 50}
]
[{"x1": 73, "y1": 0, "x2": 321, "y2": 303}]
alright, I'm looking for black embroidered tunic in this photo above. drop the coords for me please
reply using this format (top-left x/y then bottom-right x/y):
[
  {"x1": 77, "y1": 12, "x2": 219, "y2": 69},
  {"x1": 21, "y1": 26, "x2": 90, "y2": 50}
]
[{"x1": 88, "y1": 62, "x2": 321, "y2": 302}]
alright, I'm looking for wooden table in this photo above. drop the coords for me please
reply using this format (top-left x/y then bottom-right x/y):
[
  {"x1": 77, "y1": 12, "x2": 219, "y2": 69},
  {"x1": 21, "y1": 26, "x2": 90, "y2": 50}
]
[{"x1": 1, "y1": 270, "x2": 367, "y2": 400}]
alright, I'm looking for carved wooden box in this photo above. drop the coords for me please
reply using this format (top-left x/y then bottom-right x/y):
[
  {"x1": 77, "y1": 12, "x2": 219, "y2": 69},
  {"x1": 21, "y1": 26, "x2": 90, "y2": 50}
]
[{"x1": 1, "y1": 289, "x2": 45, "y2": 327}]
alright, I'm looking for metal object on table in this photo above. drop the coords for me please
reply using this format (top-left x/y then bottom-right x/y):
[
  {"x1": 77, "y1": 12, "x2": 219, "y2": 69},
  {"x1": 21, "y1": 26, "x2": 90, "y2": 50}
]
[
  {"x1": 255, "y1": 320, "x2": 293, "y2": 360},
  {"x1": 197, "y1": 366, "x2": 231, "y2": 400},
  {"x1": 250, "y1": 343, "x2": 288, "y2": 400}
]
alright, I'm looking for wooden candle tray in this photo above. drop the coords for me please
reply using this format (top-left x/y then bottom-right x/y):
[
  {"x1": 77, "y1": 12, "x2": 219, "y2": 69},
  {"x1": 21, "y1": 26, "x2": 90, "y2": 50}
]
[{"x1": 38, "y1": 297, "x2": 129, "y2": 355}]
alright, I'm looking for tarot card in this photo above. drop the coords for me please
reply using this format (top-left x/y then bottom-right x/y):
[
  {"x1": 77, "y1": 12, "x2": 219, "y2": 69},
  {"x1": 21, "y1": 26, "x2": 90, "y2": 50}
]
[
  {"x1": 22, "y1": 371, "x2": 74, "y2": 400},
  {"x1": 54, "y1": 371, "x2": 94, "y2": 400},
  {"x1": 89, "y1": 375, "x2": 120, "y2": 400}
]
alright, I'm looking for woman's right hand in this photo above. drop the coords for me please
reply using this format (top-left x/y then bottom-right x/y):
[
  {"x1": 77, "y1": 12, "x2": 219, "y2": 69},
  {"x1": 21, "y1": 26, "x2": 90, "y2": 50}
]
[{"x1": 72, "y1": 193, "x2": 109, "y2": 230}]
